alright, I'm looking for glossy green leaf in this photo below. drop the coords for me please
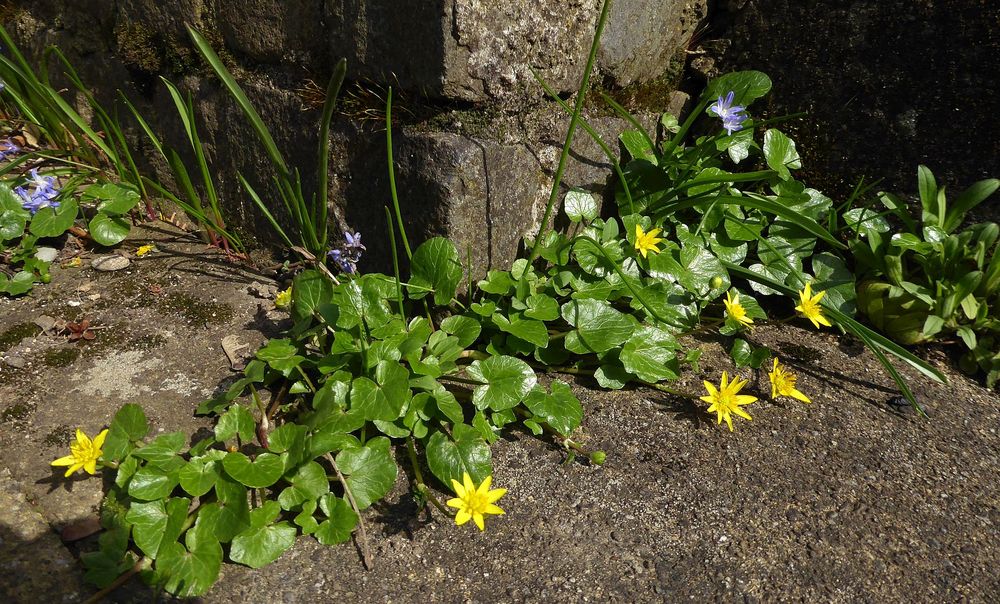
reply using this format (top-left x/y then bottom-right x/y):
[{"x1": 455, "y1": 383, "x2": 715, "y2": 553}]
[
  {"x1": 103, "y1": 403, "x2": 149, "y2": 461},
  {"x1": 465, "y1": 355, "x2": 537, "y2": 411},
  {"x1": 523, "y1": 381, "x2": 582, "y2": 436},
  {"x1": 315, "y1": 495, "x2": 358, "y2": 545},
  {"x1": 88, "y1": 213, "x2": 130, "y2": 246},
  {"x1": 292, "y1": 269, "x2": 334, "y2": 323},
  {"x1": 524, "y1": 294, "x2": 560, "y2": 321},
  {"x1": 564, "y1": 188, "x2": 600, "y2": 222},
  {"x1": 222, "y1": 452, "x2": 284, "y2": 488},
  {"x1": 29, "y1": 199, "x2": 77, "y2": 237},
  {"x1": 762, "y1": 129, "x2": 801, "y2": 180},
  {"x1": 277, "y1": 461, "x2": 330, "y2": 510},
  {"x1": 230, "y1": 520, "x2": 297, "y2": 569},
  {"x1": 155, "y1": 528, "x2": 223, "y2": 597},
  {"x1": 205, "y1": 476, "x2": 251, "y2": 541},
  {"x1": 704, "y1": 71, "x2": 772, "y2": 107},
  {"x1": 132, "y1": 432, "x2": 186, "y2": 466},
  {"x1": 440, "y1": 314, "x2": 482, "y2": 348},
  {"x1": 492, "y1": 313, "x2": 549, "y2": 348},
  {"x1": 178, "y1": 458, "x2": 221, "y2": 497},
  {"x1": 126, "y1": 497, "x2": 189, "y2": 560},
  {"x1": 335, "y1": 437, "x2": 397, "y2": 509},
  {"x1": 0, "y1": 208, "x2": 27, "y2": 241},
  {"x1": 619, "y1": 326, "x2": 680, "y2": 383},
  {"x1": 81, "y1": 182, "x2": 141, "y2": 216},
  {"x1": 426, "y1": 423, "x2": 492, "y2": 487},
  {"x1": 128, "y1": 466, "x2": 179, "y2": 501},
  {"x1": 349, "y1": 361, "x2": 410, "y2": 421},
  {"x1": 256, "y1": 338, "x2": 304, "y2": 372},
  {"x1": 409, "y1": 236, "x2": 463, "y2": 305},
  {"x1": 214, "y1": 404, "x2": 255, "y2": 443},
  {"x1": 561, "y1": 298, "x2": 635, "y2": 354}
]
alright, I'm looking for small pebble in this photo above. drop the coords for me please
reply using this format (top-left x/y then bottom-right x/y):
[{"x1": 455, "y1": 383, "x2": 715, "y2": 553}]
[
  {"x1": 34, "y1": 247, "x2": 58, "y2": 262},
  {"x1": 91, "y1": 256, "x2": 130, "y2": 271},
  {"x1": 3, "y1": 355, "x2": 26, "y2": 369}
]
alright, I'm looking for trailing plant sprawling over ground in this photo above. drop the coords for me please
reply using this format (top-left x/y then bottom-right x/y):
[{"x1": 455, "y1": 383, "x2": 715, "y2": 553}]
[{"x1": 4, "y1": 0, "x2": 994, "y2": 598}]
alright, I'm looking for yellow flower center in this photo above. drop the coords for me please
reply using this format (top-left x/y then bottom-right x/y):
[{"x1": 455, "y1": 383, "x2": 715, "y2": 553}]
[{"x1": 457, "y1": 490, "x2": 490, "y2": 516}]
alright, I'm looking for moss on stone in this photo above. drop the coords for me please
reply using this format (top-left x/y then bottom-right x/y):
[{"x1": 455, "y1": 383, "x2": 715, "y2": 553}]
[
  {"x1": 586, "y1": 48, "x2": 687, "y2": 115},
  {"x1": 114, "y1": 21, "x2": 198, "y2": 79},
  {"x1": 41, "y1": 347, "x2": 81, "y2": 368},
  {"x1": 1, "y1": 401, "x2": 35, "y2": 423},
  {"x1": 156, "y1": 292, "x2": 235, "y2": 326},
  {"x1": 0, "y1": 322, "x2": 41, "y2": 353},
  {"x1": 43, "y1": 425, "x2": 73, "y2": 447}
]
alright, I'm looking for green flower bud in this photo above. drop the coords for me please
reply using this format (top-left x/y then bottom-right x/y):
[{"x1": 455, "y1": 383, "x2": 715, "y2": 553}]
[
  {"x1": 41, "y1": 273, "x2": 52, "y2": 284},
  {"x1": 589, "y1": 451, "x2": 606, "y2": 465},
  {"x1": 710, "y1": 276, "x2": 724, "y2": 289}
]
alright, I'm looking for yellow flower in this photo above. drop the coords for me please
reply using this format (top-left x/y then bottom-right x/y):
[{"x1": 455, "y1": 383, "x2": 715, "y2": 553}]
[
  {"x1": 700, "y1": 371, "x2": 757, "y2": 432},
  {"x1": 769, "y1": 358, "x2": 811, "y2": 403},
  {"x1": 634, "y1": 224, "x2": 665, "y2": 258},
  {"x1": 723, "y1": 290, "x2": 754, "y2": 328},
  {"x1": 51, "y1": 428, "x2": 108, "y2": 477},
  {"x1": 794, "y1": 282, "x2": 832, "y2": 329},
  {"x1": 446, "y1": 472, "x2": 506, "y2": 531},
  {"x1": 136, "y1": 244, "x2": 157, "y2": 257},
  {"x1": 66, "y1": 257, "x2": 82, "y2": 268},
  {"x1": 274, "y1": 286, "x2": 292, "y2": 309}
]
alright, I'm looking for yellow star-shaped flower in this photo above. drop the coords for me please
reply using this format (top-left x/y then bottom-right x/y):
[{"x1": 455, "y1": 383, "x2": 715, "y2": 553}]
[
  {"x1": 51, "y1": 428, "x2": 108, "y2": 477},
  {"x1": 723, "y1": 290, "x2": 754, "y2": 328},
  {"x1": 700, "y1": 371, "x2": 757, "y2": 431},
  {"x1": 446, "y1": 472, "x2": 506, "y2": 531},
  {"x1": 274, "y1": 286, "x2": 292, "y2": 309},
  {"x1": 768, "y1": 358, "x2": 811, "y2": 403},
  {"x1": 634, "y1": 224, "x2": 664, "y2": 258},
  {"x1": 794, "y1": 282, "x2": 832, "y2": 329},
  {"x1": 136, "y1": 244, "x2": 157, "y2": 257}
]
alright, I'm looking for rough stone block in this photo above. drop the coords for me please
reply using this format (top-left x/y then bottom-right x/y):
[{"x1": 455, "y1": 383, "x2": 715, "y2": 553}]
[{"x1": 220, "y1": 0, "x2": 706, "y2": 104}]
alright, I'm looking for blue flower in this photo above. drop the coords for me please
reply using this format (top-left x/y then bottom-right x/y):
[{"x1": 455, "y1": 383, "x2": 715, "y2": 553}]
[
  {"x1": 708, "y1": 91, "x2": 747, "y2": 135},
  {"x1": 344, "y1": 230, "x2": 365, "y2": 251},
  {"x1": 326, "y1": 230, "x2": 365, "y2": 274},
  {"x1": 16, "y1": 169, "x2": 61, "y2": 214},
  {"x1": 0, "y1": 139, "x2": 20, "y2": 161}
]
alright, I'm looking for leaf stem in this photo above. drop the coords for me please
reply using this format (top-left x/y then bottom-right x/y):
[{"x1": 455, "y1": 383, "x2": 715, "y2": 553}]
[
  {"x1": 405, "y1": 437, "x2": 453, "y2": 517},
  {"x1": 526, "y1": 0, "x2": 613, "y2": 266},
  {"x1": 323, "y1": 452, "x2": 373, "y2": 570}
]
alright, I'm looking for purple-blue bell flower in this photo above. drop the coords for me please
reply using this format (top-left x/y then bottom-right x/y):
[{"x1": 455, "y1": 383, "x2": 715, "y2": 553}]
[
  {"x1": 326, "y1": 248, "x2": 356, "y2": 274},
  {"x1": 708, "y1": 91, "x2": 747, "y2": 135},
  {"x1": 16, "y1": 169, "x2": 61, "y2": 214},
  {"x1": 344, "y1": 230, "x2": 365, "y2": 251},
  {"x1": 16, "y1": 185, "x2": 60, "y2": 214},
  {"x1": 0, "y1": 139, "x2": 20, "y2": 161}
]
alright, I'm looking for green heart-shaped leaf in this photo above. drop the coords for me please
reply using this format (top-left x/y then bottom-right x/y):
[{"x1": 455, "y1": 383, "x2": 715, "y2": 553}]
[
  {"x1": 425, "y1": 423, "x2": 492, "y2": 488},
  {"x1": 222, "y1": 452, "x2": 284, "y2": 488},
  {"x1": 465, "y1": 355, "x2": 537, "y2": 411}
]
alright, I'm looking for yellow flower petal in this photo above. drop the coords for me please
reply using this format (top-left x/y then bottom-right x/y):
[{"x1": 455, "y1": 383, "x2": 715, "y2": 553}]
[
  {"x1": 473, "y1": 514, "x2": 485, "y2": 531},
  {"x1": 50, "y1": 455, "x2": 76, "y2": 467},
  {"x1": 455, "y1": 509, "x2": 471, "y2": 525},
  {"x1": 450, "y1": 478, "x2": 465, "y2": 498},
  {"x1": 477, "y1": 475, "x2": 492, "y2": 494},
  {"x1": 446, "y1": 497, "x2": 464, "y2": 509},
  {"x1": 484, "y1": 504, "x2": 505, "y2": 515},
  {"x1": 486, "y1": 488, "x2": 507, "y2": 504},
  {"x1": 92, "y1": 429, "x2": 108, "y2": 451},
  {"x1": 790, "y1": 389, "x2": 812, "y2": 404},
  {"x1": 462, "y1": 472, "x2": 475, "y2": 494}
]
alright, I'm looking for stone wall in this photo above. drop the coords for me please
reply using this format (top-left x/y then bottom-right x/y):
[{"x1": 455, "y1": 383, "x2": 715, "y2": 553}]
[{"x1": 7, "y1": 0, "x2": 705, "y2": 271}]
